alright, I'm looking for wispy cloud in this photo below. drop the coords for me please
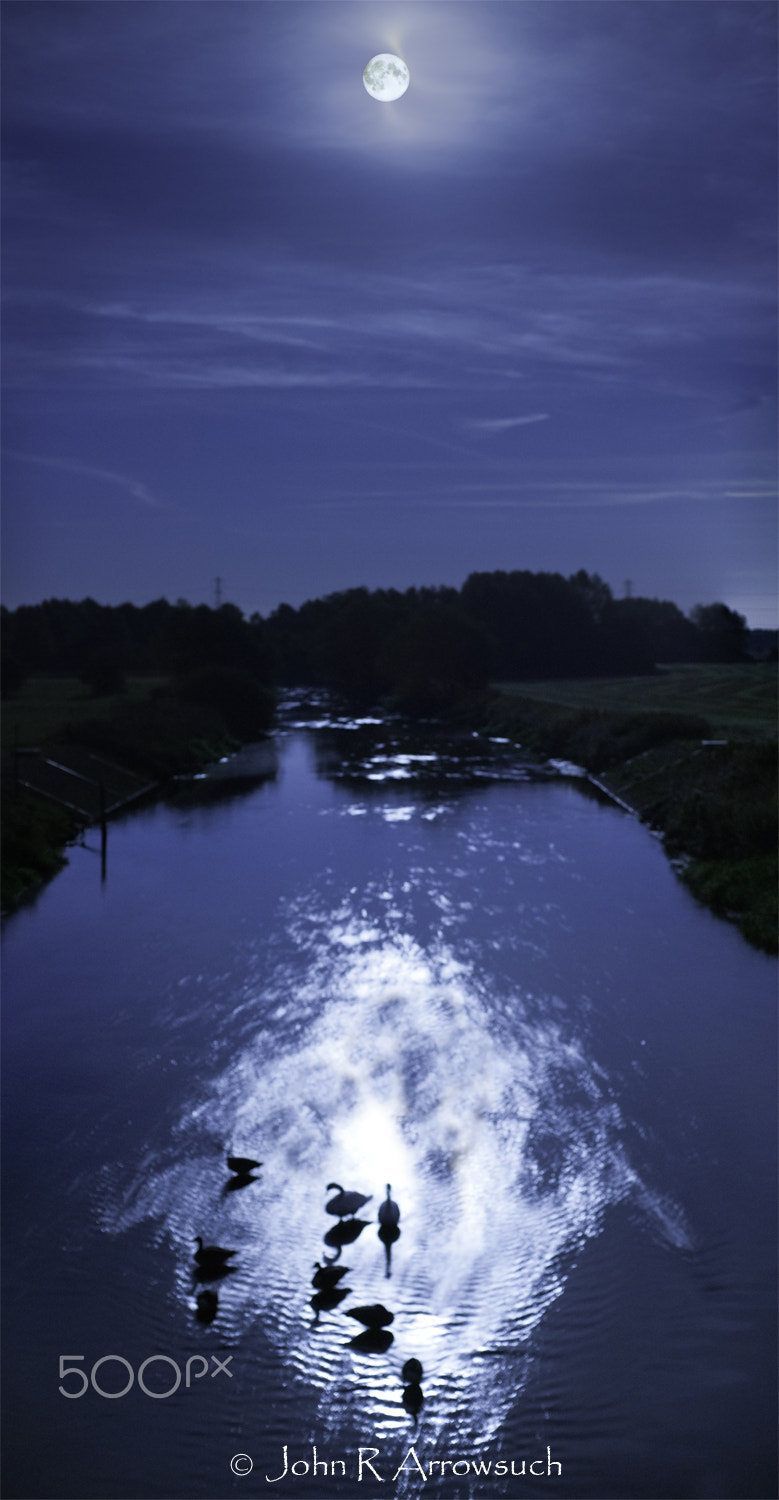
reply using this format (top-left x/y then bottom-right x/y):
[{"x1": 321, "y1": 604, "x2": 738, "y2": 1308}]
[
  {"x1": 467, "y1": 414, "x2": 551, "y2": 433},
  {"x1": 286, "y1": 475, "x2": 777, "y2": 511},
  {"x1": 88, "y1": 301, "x2": 332, "y2": 352},
  {"x1": 3, "y1": 450, "x2": 159, "y2": 506},
  {"x1": 4, "y1": 260, "x2": 772, "y2": 401}
]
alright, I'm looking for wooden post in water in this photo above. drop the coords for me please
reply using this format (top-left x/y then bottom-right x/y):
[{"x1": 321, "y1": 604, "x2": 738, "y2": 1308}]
[{"x1": 99, "y1": 779, "x2": 107, "y2": 884}]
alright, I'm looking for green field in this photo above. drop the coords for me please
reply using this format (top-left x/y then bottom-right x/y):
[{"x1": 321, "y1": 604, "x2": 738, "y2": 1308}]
[
  {"x1": 494, "y1": 663, "x2": 777, "y2": 740},
  {"x1": 1, "y1": 676, "x2": 168, "y2": 756}
]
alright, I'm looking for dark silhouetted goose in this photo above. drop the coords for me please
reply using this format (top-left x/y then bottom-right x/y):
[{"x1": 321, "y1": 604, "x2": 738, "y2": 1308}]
[
  {"x1": 227, "y1": 1156, "x2": 262, "y2": 1174},
  {"x1": 326, "y1": 1182, "x2": 372, "y2": 1217},
  {"x1": 402, "y1": 1357, "x2": 424, "y2": 1423},
  {"x1": 193, "y1": 1260, "x2": 235, "y2": 1284},
  {"x1": 193, "y1": 1236, "x2": 237, "y2": 1272},
  {"x1": 346, "y1": 1303, "x2": 394, "y2": 1329},
  {"x1": 312, "y1": 1262, "x2": 351, "y2": 1290},
  {"x1": 378, "y1": 1184, "x2": 400, "y2": 1227}
]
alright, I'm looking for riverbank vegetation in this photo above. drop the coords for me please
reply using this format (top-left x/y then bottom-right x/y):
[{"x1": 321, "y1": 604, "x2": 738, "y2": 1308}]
[
  {"x1": 1, "y1": 676, "x2": 275, "y2": 912},
  {"x1": 1, "y1": 602, "x2": 277, "y2": 912},
  {"x1": 2, "y1": 575, "x2": 776, "y2": 946},
  {"x1": 474, "y1": 685, "x2": 777, "y2": 954},
  {"x1": 606, "y1": 740, "x2": 777, "y2": 954},
  {"x1": 493, "y1": 662, "x2": 777, "y2": 741},
  {"x1": 2, "y1": 791, "x2": 81, "y2": 911}
]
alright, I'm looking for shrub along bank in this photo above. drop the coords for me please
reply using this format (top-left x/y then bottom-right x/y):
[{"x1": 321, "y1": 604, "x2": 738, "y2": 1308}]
[
  {"x1": 469, "y1": 690, "x2": 777, "y2": 955},
  {"x1": 2, "y1": 792, "x2": 81, "y2": 911},
  {"x1": 602, "y1": 738, "x2": 777, "y2": 955}
]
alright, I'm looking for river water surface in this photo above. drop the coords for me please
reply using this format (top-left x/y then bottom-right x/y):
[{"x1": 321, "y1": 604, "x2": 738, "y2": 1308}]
[{"x1": 2, "y1": 698, "x2": 776, "y2": 1499}]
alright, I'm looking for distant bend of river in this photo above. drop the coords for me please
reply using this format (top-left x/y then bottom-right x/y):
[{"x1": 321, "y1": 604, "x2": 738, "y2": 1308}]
[{"x1": 2, "y1": 694, "x2": 776, "y2": 1500}]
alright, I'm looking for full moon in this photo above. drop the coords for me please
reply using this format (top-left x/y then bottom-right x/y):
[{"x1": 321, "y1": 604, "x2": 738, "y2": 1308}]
[{"x1": 363, "y1": 53, "x2": 410, "y2": 103}]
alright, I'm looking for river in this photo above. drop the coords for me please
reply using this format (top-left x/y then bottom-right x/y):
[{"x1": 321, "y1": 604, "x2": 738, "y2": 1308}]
[{"x1": 2, "y1": 697, "x2": 776, "y2": 1499}]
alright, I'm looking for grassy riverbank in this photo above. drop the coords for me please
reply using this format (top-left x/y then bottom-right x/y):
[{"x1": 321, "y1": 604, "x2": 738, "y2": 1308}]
[
  {"x1": 1, "y1": 675, "x2": 168, "y2": 754},
  {"x1": 604, "y1": 740, "x2": 777, "y2": 953},
  {"x1": 2, "y1": 792, "x2": 82, "y2": 911},
  {"x1": 493, "y1": 662, "x2": 777, "y2": 739},
  {"x1": 1, "y1": 675, "x2": 266, "y2": 914},
  {"x1": 473, "y1": 664, "x2": 777, "y2": 954}
]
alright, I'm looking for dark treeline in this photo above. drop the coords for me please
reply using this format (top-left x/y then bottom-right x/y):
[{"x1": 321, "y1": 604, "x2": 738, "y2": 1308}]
[
  {"x1": 1, "y1": 597, "x2": 276, "y2": 738},
  {"x1": 1, "y1": 573, "x2": 754, "y2": 714},
  {"x1": 1, "y1": 597, "x2": 271, "y2": 682},
  {"x1": 263, "y1": 571, "x2": 751, "y2": 710}
]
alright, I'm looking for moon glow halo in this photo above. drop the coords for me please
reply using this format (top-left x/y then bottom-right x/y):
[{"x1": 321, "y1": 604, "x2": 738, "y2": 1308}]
[{"x1": 363, "y1": 54, "x2": 410, "y2": 102}]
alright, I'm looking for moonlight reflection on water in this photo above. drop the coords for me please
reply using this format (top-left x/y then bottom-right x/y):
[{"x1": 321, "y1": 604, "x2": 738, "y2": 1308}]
[{"x1": 105, "y1": 897, "x2": 687, "y2": 1450}]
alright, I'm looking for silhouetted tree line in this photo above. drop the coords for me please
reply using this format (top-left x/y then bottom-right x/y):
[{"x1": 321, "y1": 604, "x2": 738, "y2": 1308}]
[
  {"x1": 263, "y1": 572, "x2": 751, "y2": 708},
  {"x1": 1, "y1": 597, "x2": 271, "y2": 679},
  {"x1": 0, "y1": 597, "x2": 276, "y2": 737},
  {"x1": 1, "y1": 573, "x2": 753, "y2": 715}
]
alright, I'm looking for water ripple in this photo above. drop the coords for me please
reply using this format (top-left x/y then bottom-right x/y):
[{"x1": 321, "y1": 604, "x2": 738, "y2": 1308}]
[{"x1": 102, "y1": 906, "x2": 686, "y2": 1451}]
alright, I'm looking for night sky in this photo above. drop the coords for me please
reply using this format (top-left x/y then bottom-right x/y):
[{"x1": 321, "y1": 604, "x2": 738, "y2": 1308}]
[{"x1": 2, "y1": 1, "x2": 777, "y2": 625}]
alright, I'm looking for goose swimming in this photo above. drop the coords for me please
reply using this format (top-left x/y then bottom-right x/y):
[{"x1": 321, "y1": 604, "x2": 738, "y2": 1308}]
[
  {"x1": 402, "y1": 1357, "x2": 424, "y2": 1422},
  {"x1": 345, "y1": 1302, "x2": 394, "y2": 1330},
  {"x1": 312, "y1": 1262, "x2": 351, "y2": 1290},
  {"x1": 325, "y1": 1182, "x2": 372, "y2": 1217},
  {"x1": 378, "y1": 1184, "x2": 400, "y2": 1227},
  {"x1": 227, "y1": 1156, "x2": 262, "y2": 1175},
  {"x1": 193, "y1": 1236, "x2": 237, "y2": 1271}
]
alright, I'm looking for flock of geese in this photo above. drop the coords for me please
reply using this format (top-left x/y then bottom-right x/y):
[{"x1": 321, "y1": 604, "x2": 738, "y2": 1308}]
[
  {"x1": 312, "y1": 1180, "x2": 424, "y2": 1421},
  {"x1": 192, "y1": 1161, "x2": 424, "y2": 1421}
]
